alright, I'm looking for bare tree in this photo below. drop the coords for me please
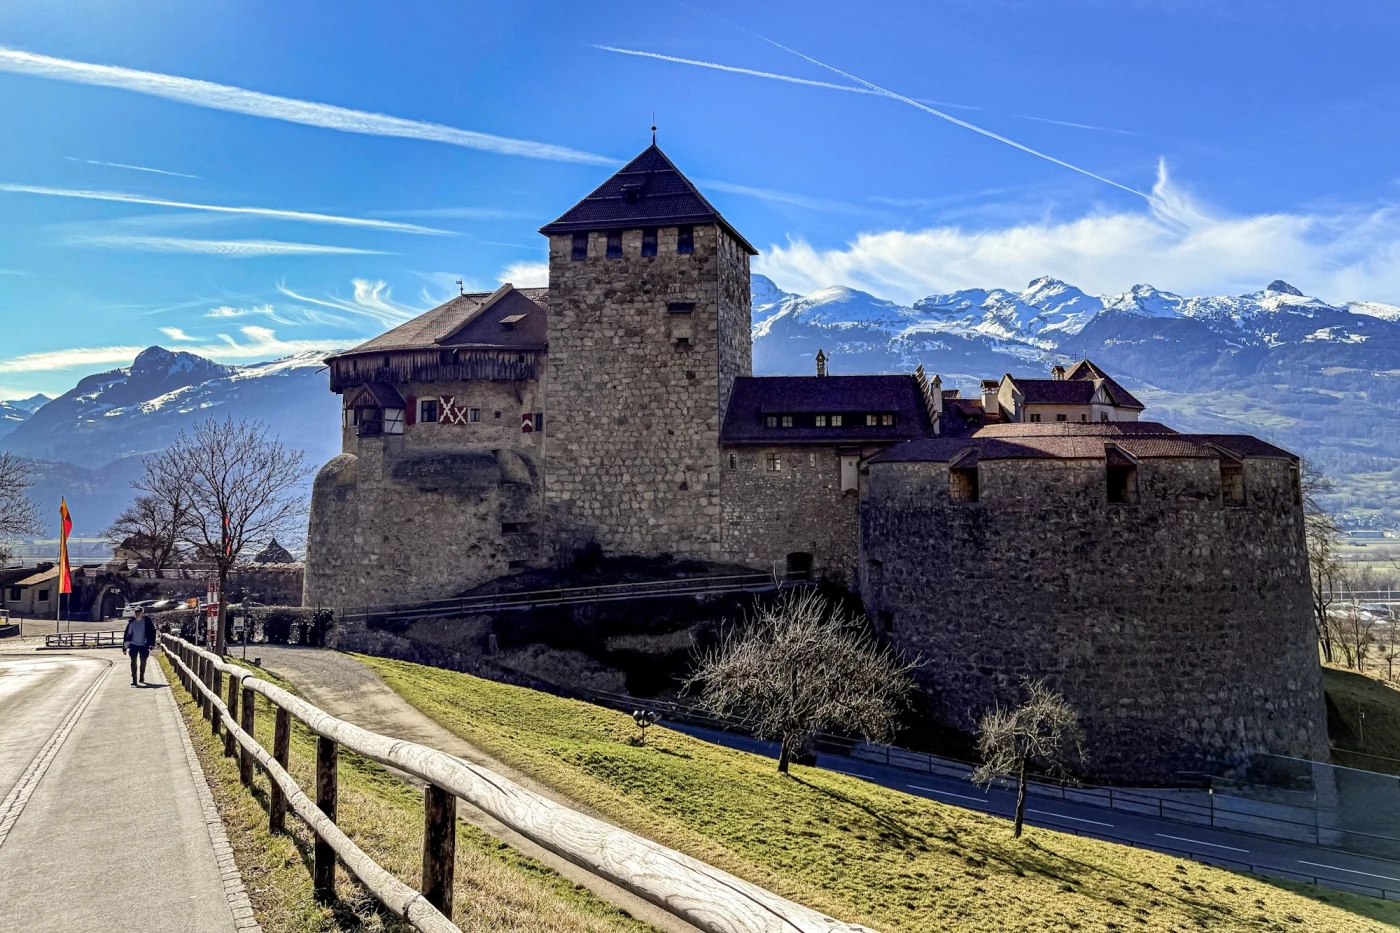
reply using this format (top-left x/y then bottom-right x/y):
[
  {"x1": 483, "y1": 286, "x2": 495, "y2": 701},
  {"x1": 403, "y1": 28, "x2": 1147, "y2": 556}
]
[
  {"x1": 157, "y1": 417, "x2": 308, "y2": 654},
  {"x1": 1302, "y1": 460, "x2": 1343, "y2": 664},
  {"x1": 104, "y1": 463, "x2": 191, "y2": 576},
  {"x1": 972, "y1": 678, "x2": 1085, "y2": 839},
  {"x1": 686, "y1": 589, "x2": 917, "y2": 773},
  {"x1": 0, "y1": 452, "x2": 42, "y2": 564}
]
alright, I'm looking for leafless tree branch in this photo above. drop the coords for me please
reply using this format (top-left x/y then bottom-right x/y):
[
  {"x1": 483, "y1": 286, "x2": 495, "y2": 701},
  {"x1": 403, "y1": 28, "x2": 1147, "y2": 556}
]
[{"x1": 0, "y1": 452, "x2": 42, "y2": 564}]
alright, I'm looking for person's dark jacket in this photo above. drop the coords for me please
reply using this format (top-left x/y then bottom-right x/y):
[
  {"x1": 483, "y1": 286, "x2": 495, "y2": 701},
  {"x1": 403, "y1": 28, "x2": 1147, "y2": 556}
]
[{"x1": 123, "y1": 617, "x2": 157, "y2": 654}]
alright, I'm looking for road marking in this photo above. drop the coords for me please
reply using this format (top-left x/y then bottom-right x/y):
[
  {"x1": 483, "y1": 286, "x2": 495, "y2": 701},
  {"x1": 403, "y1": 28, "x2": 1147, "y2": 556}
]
[
  {"x1": 907, "y1": 784, "x2": 991, "y2": 804},
  {"x1": 1298, "y1": 860, "x2": 1400, "y2": 883},
  {"x1": 1027, "y1": 808, "x2": 1114, "y2": 828},
  {"x1": 1154, "y1": 833, "x2": 1248, "y2": 853}
]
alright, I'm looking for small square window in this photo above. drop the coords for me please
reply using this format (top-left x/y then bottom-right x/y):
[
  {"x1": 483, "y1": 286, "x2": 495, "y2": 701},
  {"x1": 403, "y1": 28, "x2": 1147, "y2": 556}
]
[
  {"x1": 419, "y1": 399, "x2": 439, "y2": 423},
  {"x1": 865, "y1": 414, "x2": 877, "y2": 426},
  {"x1": 641, "y1": 228, "x2": 657, "y2": 256},
  {"x1": 468, "y1": 408, "x2": 481, "y2": 423},
  {"x1": 766, "y1": 453, "x2": 782, "y2": 472},
  {"x1": 571, "y1": 232, "x2": 588, "y2": 261},
  {"x1": 606, "y1": 231, "x2": 622, "y2": 259},
  {"x1": 677, "y1": 225, "x2": 694, "y2": 254},
  {"x1": 1101, "y1": 412, "x2": 1110, "y2": 422},
  {"x1": 765, "y1": 415, "x2": 778, "y2": 428},
  {"x1": 1080, "y1": 413, "x2": 1088, "y2": 422},
  {"x1": 1029, "y1": 413, "x2": 1042, "y2": 423},
  {"x1": 494, "y1": 410, "x2": 502, "y2": 419},
  {"x1": 815, "y1": 415, "x2": 827, "y2": 427},
  {"x1": 830, "y1": 414, "x2": 843, "y2": 427},
  {"x1": 880, "y1": 413, "x2": 894, "y2": 426},
  {"x1": 781, "y1": 415, "x2": 793, "y2": 428},
  {"x1": 1056, "y1": 414, "x2": 1068, "y2": 422}
]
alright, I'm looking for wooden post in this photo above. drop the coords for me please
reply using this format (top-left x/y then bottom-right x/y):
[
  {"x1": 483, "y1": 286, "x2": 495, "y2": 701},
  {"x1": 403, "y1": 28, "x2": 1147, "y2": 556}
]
[
  {"x1": 240, "y1": 684, "x2": 255, "y2": 787},
  {"x1": 421, "y1": 785, "x2": 456, "y2": 918},
  {"x1": 314, "y1": 736, "x2": 338, "y2": 901},
  {"x1": 211, "y1": 665, "x2": 223, "y2": 736},
  {"x1": 225, "y1": 674, "x2": 240, "y2": 758},
  {"x1": 271, "y1": 707, "x2": 290, "y2": 834}
]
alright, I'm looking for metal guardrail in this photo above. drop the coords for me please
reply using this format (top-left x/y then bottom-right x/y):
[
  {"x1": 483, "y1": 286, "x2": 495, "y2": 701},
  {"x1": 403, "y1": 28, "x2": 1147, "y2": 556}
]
[
  {"x1": 44, "y1": 630, "x2": 122, "y2": 649},
  {"x1": 161, "y1": 634, "x2": 878, "y2": 933},
  {"x1": 340, "y1": 570, "x2": 806, "y2": 624}
]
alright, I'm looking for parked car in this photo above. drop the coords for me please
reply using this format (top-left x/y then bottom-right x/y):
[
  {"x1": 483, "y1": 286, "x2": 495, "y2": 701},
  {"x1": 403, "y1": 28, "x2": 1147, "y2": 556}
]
[{"x1": 119, "y1": 600, "x2": 157, "y2": 619}]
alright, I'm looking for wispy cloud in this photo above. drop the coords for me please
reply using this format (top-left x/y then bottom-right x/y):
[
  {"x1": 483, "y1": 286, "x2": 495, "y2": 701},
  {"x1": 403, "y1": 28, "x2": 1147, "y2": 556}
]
[
  {"x1": 0, "y1": 268, "x2": 26, "y2": 276},
  {"x1": 70, "y1": 235, "x2": 389, "y2": 257},
  {"x1": 276, "y1": 278, "x2": 423, "y2": 327},
  {"x1": 159, "y1": 326, "x2": 194, "y2": 341},
  {"x1": 0, "y1": 326, "x2": 346, "y2": 374},
  {"x1": 206, "y1": 304, "x2": 293, "y2": 324},
  {"x1": 755, "y1": 162, "x2": 1400, "y2": 305},
  {"x1": 0, "y1": 184, "x2": 450, "y2": 234},
  {"x1": 0, "y1": 45, "x2": 614, "y2": 165},
  {"x1": 66, "y1": 157, "x2": 200, "y2": 179},
  {"x1": 374, "y1": 206, "x2": 526, "y2": 220},
  {"x1": 497, "y1": 261, "x2": 549, "y2": 288},
  {"x1": 698, "y1": 178, "x2": 875, "y2": 215}
]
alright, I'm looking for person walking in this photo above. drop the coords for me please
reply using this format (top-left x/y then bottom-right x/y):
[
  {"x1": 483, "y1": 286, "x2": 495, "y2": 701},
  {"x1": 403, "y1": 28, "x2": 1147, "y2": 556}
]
[{"x1": 123, "y1": 606, "x2": 156, "y2": 686}]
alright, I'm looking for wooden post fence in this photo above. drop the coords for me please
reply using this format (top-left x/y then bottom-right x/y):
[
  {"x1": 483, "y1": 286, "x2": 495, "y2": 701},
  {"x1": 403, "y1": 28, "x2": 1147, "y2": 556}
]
[
  {"x1": 225, "y1": 675, "x2": 239, "y2": 759},
  {"x1": 157, "y1": 632, "x2": 880, "y2": 933}
]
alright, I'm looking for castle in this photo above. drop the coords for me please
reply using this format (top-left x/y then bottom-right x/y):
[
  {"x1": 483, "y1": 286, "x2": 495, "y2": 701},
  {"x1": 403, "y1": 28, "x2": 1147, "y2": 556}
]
[{"x1": 304, "y1": 144, "x2": 1327, "y2": 782}]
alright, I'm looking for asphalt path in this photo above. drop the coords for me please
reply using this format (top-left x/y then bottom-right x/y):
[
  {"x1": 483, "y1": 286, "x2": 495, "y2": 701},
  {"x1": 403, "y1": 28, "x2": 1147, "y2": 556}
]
[{"x1": 665, "y1": 721, "x2": 1400, "y2": 900}]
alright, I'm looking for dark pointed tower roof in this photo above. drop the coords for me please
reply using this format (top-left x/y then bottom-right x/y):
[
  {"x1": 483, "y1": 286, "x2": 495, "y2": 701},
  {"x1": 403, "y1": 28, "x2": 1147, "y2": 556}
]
[{"x1": 540, "y1": 144, "x2": 757, "y2": 254}]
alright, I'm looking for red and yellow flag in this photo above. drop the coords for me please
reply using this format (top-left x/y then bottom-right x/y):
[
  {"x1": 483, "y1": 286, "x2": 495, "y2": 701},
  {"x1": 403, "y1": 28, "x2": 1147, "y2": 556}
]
[{"x1": 58, "y1": 497, "x2": 72, "y2": 595}]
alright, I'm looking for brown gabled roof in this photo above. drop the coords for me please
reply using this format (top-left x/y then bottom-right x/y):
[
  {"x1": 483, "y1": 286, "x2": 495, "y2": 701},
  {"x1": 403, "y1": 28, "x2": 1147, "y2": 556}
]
[
  {"x1": 10, "y1": 565, "x2": 59, "y2": 588},
  {"x1": 539, "y1": 144, "x2": 758, "y2": 254},
  {"x1": 1066, "y1": 358, "x2": 1145, "y2": 410},
  {"x1": 1007, "y1": 360, "x2": 1146, "y2": 411},
  {"x1": 720, "y1": 374, "x2": 934, "y2": 445},
  {"x1": 329, "y1": 286, "x2": 549, "y2": 360}
]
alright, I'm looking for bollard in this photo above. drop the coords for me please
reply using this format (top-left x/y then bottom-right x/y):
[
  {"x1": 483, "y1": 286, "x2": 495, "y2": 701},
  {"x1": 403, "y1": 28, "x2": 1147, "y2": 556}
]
[
  {"x1": 225, "y1": 674, "x2": 240, "y2": 758},
  {"x1": 422, "y1": 784, "x2": 457, "y2": 918},
  {"x1": 314, "y1": 736, "x2": 338, "y2": 901},
  {"x1": 240, "y1": 684, "x2": 255, "y2": 787},
  {"x1": 270, "y1": 708, "x2": 290, "y2": 834}
]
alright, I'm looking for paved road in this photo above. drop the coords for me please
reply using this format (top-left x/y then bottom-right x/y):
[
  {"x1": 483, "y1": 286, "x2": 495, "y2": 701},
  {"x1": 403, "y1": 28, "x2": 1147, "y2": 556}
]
[
  {"x1": 665, "y1": 722, "x2": 1400, "y2": 900},
  {"x1": 0, "y1": 650, "x2": 241, "y2": 933}
]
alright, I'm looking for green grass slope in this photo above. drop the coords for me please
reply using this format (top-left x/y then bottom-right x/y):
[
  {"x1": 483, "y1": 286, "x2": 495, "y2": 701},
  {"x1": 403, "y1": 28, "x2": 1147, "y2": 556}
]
[
  {"x1": 1325, "y1": 666, "x2": 1400, "y2": 776},
  {"x1": 359, "y1": 654, "x2": 1397, "y2": 933}
]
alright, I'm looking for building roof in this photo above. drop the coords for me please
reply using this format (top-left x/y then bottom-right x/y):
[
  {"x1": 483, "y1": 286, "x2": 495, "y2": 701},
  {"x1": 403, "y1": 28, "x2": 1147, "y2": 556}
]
[
  {"x1": 348, "y1": 382, "x2": 407, "y2": 410},
  {"x1": 9, "y1": 565, "x2": 60, "y2": 588},
  {"x1": 539, "y1": 144, "x2": 758, "y2": 255},
  {"x1": 1067, "y1": 359, "x2": 1145, "y2": 410},
  {"x1": 869, "y1": 421, "x2": 1297, "y2": 464},
  {"x1": 329, "y1": 285, "x2": 550, "y2": 360},
  {"x1": 253, "y1": 539, "x2": 295, "y2": 564},
  {"x1": 721, "y1": 375, "x2": 934, "y2": 445},
  {"x1": 1005, "y1": 359, "x2": 1145, "y2": 411}
]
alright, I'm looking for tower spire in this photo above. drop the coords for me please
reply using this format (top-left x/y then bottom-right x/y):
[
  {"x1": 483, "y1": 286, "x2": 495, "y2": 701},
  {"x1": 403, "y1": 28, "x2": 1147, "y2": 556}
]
[{"x1": 651, "y1": 113, "x2": 657, "y2": 145}]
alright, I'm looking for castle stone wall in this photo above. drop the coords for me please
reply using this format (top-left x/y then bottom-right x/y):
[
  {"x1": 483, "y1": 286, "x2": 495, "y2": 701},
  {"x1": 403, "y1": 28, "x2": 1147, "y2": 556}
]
[
  {"x1": 721, "y1": 445, "x2": 861, "y2": 586},
  {"x1": 860, "y1": 455, "x2": 1327, "y2": 782},
  {"x1": 543, "y1": 224, "x2": 751, "y2": 559},
  {"x1": 303, "y1": 437, "x2": 542, "y2": 610}
]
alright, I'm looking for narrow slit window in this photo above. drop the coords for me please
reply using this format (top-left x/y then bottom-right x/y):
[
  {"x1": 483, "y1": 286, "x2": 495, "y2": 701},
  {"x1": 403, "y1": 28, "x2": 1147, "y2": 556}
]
[
  {"x1": 641, "y1": 228, "x2": 658, "y2": 256},
  {"x1": 606, "y1": 231, "x2": 623, "y2": 259},
  {"x1": 571, "y1": 232, "x2": 588, "y2": 261},
  {"x1": 677, "y1": 225, "x2": 694, "y2": 254},
  {"x1": 1220, "y1": 463, "x2": 1245, "y2": 507}
]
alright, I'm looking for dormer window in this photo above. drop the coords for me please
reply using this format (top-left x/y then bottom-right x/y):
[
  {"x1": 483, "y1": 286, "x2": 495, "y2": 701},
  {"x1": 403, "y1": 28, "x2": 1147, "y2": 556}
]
[
  {"x1": 677, "y1": 225, "x2": 694, "y2": 254},
  {"x1": 641, "y1": 228, "x2": 658, "y2": 256},
  {"x1": 621, "y1": 181, "x2": 645, "y2": 204},
  {"x1": 606, "y1": 231, "x2": 623, "y2": 259},
  {"x1": 571, "y1": 232, "x2": 588, "y2": 261},
  {"x1": 499, "y1": 313, "x2": 526, "y2": 332}
]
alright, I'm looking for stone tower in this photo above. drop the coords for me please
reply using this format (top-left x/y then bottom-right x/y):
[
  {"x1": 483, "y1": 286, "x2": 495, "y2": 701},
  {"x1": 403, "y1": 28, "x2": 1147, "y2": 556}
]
[{"x1": 540, "y1": 144, "x2": 756, "y2": 559}]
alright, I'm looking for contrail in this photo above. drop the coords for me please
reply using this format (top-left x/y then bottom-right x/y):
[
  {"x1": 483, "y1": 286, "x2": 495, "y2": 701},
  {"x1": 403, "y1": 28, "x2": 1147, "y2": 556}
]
[
  {"x1": 70, "y1": 235, "x2": 388, "y2": 257},
  {"x1": 66, "y1": 157, "x2": 201, "y2": 178},
  {"x1": 0, "y1": 184, "x2": 451, "y2": 235},
  {"x1": 0, "y1": 46, "x2": 614, "y2": 166}
]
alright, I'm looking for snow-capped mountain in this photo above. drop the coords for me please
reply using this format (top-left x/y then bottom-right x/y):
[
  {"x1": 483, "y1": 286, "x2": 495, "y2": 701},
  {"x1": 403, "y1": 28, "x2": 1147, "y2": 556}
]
[
  {"x1": 2, "y1": 346, "x2": 344, "y2": 533},
  {"x1": 0, "y1": 393, "x2": 51, "y2": 439}
]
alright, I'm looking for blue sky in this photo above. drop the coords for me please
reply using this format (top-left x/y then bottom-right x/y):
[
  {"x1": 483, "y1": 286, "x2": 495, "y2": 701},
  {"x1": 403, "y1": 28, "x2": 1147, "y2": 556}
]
[{"x1": 2, "y1": 0, "x2": 1398, "y2": 399}]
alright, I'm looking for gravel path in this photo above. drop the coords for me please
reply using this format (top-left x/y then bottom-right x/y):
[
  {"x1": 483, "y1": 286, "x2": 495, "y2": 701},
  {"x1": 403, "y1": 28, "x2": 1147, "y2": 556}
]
[{"x1": 253, "y1": 646, "x2": 698, "y2": 933}]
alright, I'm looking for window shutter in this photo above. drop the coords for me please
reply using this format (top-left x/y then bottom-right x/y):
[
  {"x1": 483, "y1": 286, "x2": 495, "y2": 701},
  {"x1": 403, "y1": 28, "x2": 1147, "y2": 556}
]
[{"x1": 405, "y1": 396, "x2": 416, "y2": 425}]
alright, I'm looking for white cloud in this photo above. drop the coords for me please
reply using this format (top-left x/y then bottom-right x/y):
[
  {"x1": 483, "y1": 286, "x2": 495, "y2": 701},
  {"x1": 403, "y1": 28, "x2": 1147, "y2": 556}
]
[
  {"x1": 0, "y1": 46, "x2": 613, "y2": 165},
  {"x1": 277, "y1": 278, "x2": 423, "y2": 326},
  {"x1": 159, "y1": 326, "x2": 194, "y2": 341},
  {"x1": 66, "y1": 157, "x2": 199, "y2": 179},
  {"x1": 755, "y1": 162, "x2": 1400, "y2": 305},
  {"x1": 71, "y1": 235, "x2": 388, "y2": 257},
  {"x1": 496, "y1": 261, "x2": 549, "y2": 288},
  {"x1": 0, "y1": 344, "x2": 149, "y2": 373},
  {"x1": 1, "y1": 184, "x2": 449, "y2": 235},
  {"x1": 0, "y1": 268, "x2": 25, "y2": 276},
  {"x1": 0, "y1": 326, "x2": 345, "y2": 374}
]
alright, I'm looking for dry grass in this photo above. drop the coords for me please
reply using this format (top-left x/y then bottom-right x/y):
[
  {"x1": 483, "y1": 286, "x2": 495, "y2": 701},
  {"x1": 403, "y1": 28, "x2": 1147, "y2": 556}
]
[
  {"x1": 159, "y1": 653, "x2": 655, "y2": 933},
  {"x1": 362, "y1": 654, "x2": 1400, "y2": 933}
]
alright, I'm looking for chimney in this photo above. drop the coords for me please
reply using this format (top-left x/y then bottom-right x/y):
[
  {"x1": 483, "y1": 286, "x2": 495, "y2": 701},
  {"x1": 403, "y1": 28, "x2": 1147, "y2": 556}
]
[
  {"x1": 980, "y1": 379, "x2": 999, "y2": 414},
  {"x1": 815, "y1": 349, "x2": 828, "y2": 377},
  {"x1": 1051, "y1": 364, "x2": 1066, "y2": 381}
]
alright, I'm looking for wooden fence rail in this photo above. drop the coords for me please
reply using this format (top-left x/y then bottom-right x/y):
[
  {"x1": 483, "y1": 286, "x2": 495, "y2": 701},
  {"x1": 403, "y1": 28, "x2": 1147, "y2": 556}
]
[{"x1": 159, "y1": 634, "x2": 878, "y2": 933}]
